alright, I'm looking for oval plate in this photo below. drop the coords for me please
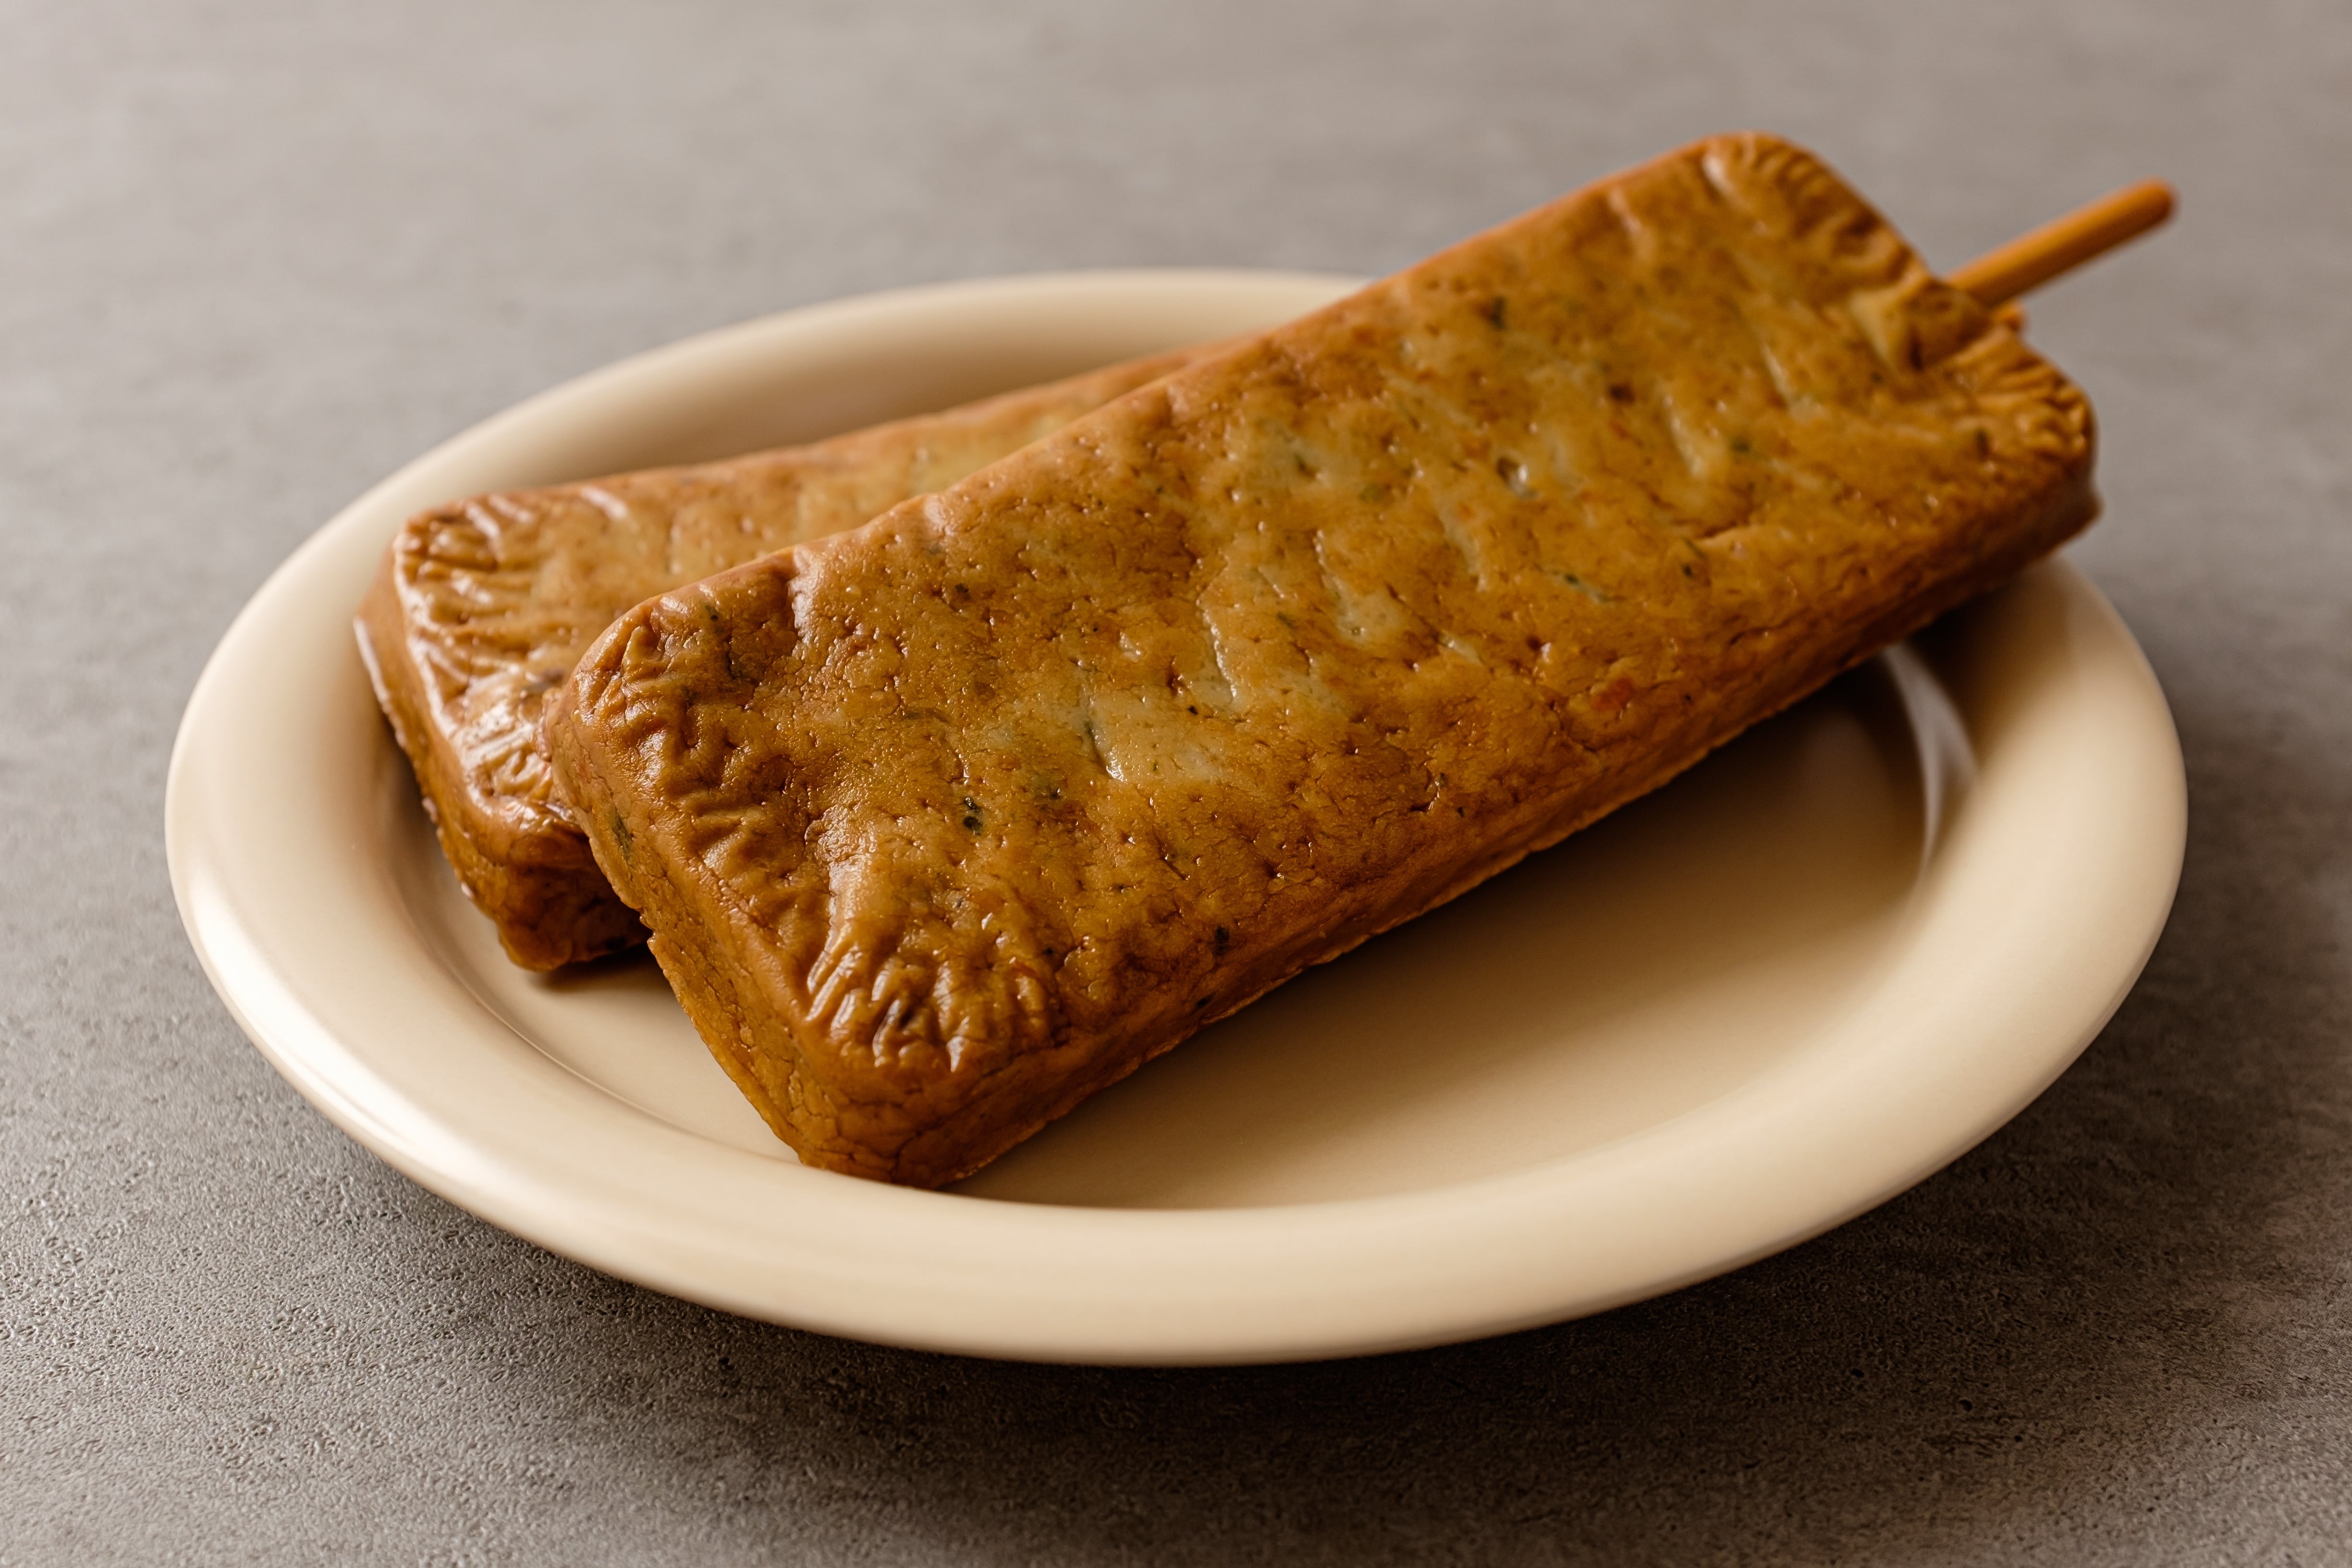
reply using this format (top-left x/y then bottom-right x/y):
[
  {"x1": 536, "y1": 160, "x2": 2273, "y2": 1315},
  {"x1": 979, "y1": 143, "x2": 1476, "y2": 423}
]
[{"x1": 168, "y1": 271, "x2": 2185, "y2": 1364}]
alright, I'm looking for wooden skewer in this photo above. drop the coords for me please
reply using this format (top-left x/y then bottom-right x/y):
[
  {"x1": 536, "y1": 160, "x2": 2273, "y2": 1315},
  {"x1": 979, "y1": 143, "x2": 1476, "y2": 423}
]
[{"x1": 1949, "y1": 178, "x2": 2175, "y2": 306}]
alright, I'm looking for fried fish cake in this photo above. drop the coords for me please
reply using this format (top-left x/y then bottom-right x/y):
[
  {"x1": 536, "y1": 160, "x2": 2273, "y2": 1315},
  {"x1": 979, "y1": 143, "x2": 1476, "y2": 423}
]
[
  {"x1": 357, "y1": 345, "x2": 1208, "y2": 968},
  {"x1": 551, "y1": 134, "x2": 2096, "y2": 1185}
]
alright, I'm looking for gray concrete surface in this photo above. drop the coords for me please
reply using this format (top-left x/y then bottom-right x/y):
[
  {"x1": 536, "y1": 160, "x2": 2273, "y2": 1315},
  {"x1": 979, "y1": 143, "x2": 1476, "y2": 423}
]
[{"x1": 4, "y1": 0, "x2": 2349, "y2": 1561}]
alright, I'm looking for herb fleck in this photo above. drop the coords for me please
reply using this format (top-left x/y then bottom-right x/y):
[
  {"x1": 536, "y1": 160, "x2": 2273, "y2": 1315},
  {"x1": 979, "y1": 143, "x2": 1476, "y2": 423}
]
[{"x1": 1557, "y1": 572, "x2": 1613, "y2": 603}]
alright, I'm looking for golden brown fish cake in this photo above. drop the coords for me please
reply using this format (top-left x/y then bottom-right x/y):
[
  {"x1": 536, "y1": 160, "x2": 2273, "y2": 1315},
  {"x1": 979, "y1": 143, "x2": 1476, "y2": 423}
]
[
  {"x1": 549, "y1": 133, "x2": 2098, "y2": 1186},
  {"x1": 355, "y1": 345, "x2": 1207, "y2": 969}
]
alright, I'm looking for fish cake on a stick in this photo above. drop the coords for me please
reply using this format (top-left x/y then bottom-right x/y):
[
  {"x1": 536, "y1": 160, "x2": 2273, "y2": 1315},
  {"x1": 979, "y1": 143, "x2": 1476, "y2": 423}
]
[
  {"x1": 356, "y1": 345, "x2": 1207, "y2": 970},
  {"x1": 549, "y1": 133, "x2": 2098, "y2": 1186}
]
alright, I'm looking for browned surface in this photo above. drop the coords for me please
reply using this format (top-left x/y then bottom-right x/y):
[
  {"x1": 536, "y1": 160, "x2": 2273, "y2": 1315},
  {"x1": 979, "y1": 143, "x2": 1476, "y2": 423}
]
[
  {"x1": 354, "y1": 346, "x2": 1206, "y2": 969},
  {"x1": 550, "y1": 132, "x2": 2098, "y2": 1187}
]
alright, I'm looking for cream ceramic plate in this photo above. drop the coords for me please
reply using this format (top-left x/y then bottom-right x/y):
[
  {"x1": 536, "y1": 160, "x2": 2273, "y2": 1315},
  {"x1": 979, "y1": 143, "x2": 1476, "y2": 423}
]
[{"x1": 168, "y1": 271, "x2": 2186, "y2": 1365}]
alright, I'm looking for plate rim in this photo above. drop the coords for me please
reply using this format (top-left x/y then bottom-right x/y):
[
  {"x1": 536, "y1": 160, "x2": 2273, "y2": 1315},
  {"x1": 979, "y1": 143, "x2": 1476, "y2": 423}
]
[{"x1": 167, "y1": 269, "x2": 2188, "y2": 1365}]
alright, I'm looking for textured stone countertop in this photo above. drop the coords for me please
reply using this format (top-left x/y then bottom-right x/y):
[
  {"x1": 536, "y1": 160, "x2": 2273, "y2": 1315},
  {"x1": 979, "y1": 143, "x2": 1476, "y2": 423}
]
[{"x1": 5, "y1": 2, "x2": 2348, "y2": 1562}]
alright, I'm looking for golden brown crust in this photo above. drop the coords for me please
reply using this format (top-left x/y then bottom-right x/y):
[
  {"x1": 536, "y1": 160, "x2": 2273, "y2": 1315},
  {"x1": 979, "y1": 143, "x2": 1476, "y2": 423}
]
[
  {"x1": 355, "y1": 346, "x2": 1210, "y2": 969},
  {"x1": 550, "y1": 133, "x2": 2099, "y2": 1185}
]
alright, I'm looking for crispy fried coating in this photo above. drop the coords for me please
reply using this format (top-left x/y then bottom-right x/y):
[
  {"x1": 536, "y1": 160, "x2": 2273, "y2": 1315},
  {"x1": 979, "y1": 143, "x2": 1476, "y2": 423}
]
[
  {"x1": 551, "y1": 134, "x2": 2097, "y2": 1184},
  {"x1": 356, "y1": 347, "x2": 1206, "y2": 968}
]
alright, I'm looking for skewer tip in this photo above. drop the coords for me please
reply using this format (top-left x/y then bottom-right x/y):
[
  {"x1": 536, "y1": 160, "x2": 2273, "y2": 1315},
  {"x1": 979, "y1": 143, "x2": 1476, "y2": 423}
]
[{"x1": 1950, "y1": 178, "x2": 2175, "y2": 307}]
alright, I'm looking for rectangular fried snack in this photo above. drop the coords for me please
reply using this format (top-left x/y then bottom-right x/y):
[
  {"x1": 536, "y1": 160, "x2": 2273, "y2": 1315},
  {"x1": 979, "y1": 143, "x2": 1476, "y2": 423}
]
[
  {"x1": 356, "y1": 345, "x2": 1205, "y2": 969},
  {"x1": 550, "y1": 133, "x2": 2098, "y2": 1186}
]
